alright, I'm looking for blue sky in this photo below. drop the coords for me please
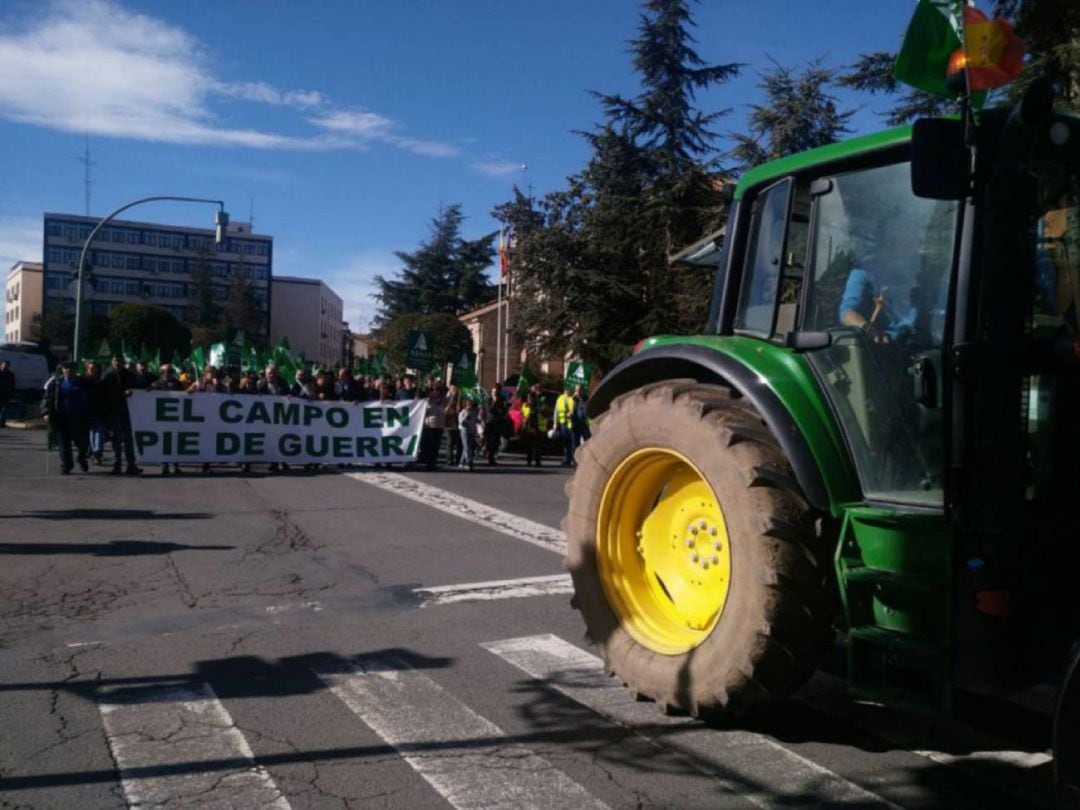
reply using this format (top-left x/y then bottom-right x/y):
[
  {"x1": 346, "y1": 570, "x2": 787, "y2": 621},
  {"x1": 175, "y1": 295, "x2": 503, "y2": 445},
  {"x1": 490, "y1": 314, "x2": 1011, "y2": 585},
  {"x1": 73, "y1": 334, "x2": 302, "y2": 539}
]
[{"x1": 0, "y1": 0, "x2": 927, "y2": 331}]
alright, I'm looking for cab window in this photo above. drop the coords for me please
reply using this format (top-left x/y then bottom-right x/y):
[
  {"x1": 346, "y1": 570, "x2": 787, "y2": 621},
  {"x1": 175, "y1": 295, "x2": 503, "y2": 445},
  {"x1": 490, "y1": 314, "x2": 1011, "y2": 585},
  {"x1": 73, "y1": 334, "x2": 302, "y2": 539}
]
[{"x1": 734, "y1": 177, "x2": 810, "y2": 338}]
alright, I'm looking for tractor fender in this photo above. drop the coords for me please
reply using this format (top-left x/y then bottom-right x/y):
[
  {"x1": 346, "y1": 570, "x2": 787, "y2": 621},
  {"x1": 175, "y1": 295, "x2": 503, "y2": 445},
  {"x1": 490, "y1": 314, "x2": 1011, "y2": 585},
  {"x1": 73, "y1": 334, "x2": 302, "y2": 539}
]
[
  {"x1": 1055, "y1": 641, "x2": 1080, "y2": 802},
  {"x1": 588, "y1": 344, "x2": 837, "y2": 512}
]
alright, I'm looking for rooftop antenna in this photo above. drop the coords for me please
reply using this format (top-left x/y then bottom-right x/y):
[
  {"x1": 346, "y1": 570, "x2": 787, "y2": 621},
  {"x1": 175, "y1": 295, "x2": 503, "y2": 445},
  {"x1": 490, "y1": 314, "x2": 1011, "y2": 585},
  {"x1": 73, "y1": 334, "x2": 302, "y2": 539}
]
[
  {"x1": 75, "y1": 134, "x2": 96, "y2": 216},
  {"x1": 249, "y1": 197, "x2": 255, "y2": 231}
]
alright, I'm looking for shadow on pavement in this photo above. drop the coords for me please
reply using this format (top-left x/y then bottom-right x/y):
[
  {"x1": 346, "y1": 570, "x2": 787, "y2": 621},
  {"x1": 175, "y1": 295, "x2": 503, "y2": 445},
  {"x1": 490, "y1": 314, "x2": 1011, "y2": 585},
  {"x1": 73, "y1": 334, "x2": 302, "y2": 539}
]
[
  {"x1": 0, "y1": 540, "x2": 234, "y2": 556},
  {"x1": 0, "y1": 648, "x2": 1054, "y2": 807},
  {"x1": 5, "y1": 509, "x2": 212, "y2": 521}
]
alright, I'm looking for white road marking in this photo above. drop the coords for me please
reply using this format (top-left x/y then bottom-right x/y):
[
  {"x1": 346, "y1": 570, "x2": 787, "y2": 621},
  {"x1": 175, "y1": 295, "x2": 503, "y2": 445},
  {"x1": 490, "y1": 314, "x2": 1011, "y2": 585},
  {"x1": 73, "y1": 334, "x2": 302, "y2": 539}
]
[
  {"x1": 98, "y1": 681, "x2": 290, "y2": 809},
  {"x1": 913, "y1": 748, "x2": 1052, "y2": 769},
  {"x1": 346, "y1": 471, "x2": 566, "y2": 555},
  {"x1": 482, "y1": 634, "x2": 901, "y2": 810},
  {"x1": 312, "y1": 653, "x2": 608, "y2": 810},
  {"x1": 414, "y1": 573, "x2": 574, "y2": 607}
]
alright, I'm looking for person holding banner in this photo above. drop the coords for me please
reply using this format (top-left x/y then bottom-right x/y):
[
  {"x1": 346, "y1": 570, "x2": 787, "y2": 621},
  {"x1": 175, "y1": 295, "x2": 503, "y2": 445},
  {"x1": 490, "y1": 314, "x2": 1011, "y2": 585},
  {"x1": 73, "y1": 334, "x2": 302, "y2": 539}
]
[
  {"x1": 151, "y1": 365, "x2": 183, "y2": 475},
  {"x1": 258, "y1": 365, "x2": 290, "y2": 397},
  {"x1": 419, "y1": 380, "x2": 447, "y2": 470}
]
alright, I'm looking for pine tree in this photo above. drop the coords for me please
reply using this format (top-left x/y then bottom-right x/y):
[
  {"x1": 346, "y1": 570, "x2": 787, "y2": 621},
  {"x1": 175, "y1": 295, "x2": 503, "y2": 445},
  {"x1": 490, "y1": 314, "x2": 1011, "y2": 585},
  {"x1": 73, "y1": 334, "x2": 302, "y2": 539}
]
[
  {"x1": 497, "y1": 0, "x2": 737, "y2": 369},
  {"x1": 731, "y1": 58, "x2": 855, "y2": 170},
  {"x1": 597, "y1": 0, "x2": 740, "y2": 250},
  {"x1": 374, "y1": 204, "x2": 495, "y2": 325}
]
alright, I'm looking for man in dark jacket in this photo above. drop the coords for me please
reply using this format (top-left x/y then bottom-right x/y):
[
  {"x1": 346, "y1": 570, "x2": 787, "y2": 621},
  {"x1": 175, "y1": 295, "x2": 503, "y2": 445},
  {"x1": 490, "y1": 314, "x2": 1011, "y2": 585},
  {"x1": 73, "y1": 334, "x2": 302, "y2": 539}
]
[
  {"x1": 257, "y1": 364, "x2": 290, "y2": 396},
  {"x1": 44, "y1": 362, "x2": 91, "y2": 474},
  {"x1": 0, "y1": 360, "x2": 15, "y2": 427},
  {"x1": 101, "y1": 353, "x2": 141, "y2": 475}
]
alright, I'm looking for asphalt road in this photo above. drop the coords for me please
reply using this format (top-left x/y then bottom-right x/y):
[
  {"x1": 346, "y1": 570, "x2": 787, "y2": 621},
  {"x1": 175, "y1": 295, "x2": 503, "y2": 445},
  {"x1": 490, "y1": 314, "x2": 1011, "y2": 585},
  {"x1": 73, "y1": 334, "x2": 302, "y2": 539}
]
[{"x1": 0, "y1": 428, "x2": 1059, "y2": 809}]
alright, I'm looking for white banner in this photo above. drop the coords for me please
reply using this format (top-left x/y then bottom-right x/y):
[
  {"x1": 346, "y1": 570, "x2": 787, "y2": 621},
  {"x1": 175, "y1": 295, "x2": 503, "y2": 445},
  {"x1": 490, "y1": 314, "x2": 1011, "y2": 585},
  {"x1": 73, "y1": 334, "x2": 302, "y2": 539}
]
[{"x1": 128, "y1": 391, "x2": 427, "y2": 464}]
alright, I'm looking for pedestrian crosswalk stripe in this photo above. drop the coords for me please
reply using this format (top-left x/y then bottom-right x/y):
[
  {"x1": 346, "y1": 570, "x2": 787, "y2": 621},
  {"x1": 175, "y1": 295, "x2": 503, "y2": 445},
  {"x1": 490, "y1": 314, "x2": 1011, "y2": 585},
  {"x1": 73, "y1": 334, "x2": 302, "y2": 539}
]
[
  {"x1": 348, "y1": 472, "x2": 566, "y2": 555},
  {"x1": 414, "y1": 573, "x2": 574, "y2": 607},
  {"x1": 482, "y1": 634, "x2": 901, "y2": 810},
  {"x1": 312, "y1": 653, "x2": 609, "y2": 810},
  {"x1": 98, "y1": 681, "x2": 290, "y2": 809}
]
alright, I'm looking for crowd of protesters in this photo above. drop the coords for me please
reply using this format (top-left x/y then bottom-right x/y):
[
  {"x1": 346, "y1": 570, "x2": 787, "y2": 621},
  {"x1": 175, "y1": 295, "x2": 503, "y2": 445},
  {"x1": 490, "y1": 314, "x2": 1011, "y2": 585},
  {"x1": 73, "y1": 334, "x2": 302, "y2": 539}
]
[{"x1": 37, "y1": 354, "x2": 592, "y2": 476}]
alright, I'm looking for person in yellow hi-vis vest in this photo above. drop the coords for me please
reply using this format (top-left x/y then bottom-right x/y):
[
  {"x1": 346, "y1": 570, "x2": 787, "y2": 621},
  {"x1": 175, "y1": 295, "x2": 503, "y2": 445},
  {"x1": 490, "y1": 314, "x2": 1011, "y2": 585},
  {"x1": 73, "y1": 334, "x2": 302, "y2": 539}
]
[{"x1": 554, "y1": 387, "x2": 576, "y2": 467}]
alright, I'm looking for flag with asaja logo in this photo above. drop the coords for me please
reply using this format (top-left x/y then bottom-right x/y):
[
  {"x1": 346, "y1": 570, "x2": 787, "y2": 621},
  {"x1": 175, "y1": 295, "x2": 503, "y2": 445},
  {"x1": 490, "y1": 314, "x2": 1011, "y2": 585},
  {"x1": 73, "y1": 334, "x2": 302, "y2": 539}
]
[
  {"x1": 564, "y1": 360, "x2": 593, "y2": 389},
  {"x1": 406, "y1": 331, "x2": 434, "y2": 370},
  {"x1": 451, "y1": 350, "x2": 477, "y2": 388}
]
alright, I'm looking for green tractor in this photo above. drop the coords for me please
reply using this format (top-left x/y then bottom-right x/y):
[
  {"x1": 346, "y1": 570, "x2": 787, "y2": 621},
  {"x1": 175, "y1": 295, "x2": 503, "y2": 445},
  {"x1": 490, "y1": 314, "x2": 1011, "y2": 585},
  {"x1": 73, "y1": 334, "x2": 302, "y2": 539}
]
[{"x1": 564, "y1": 78, "x2": 1080, "y2": 799}]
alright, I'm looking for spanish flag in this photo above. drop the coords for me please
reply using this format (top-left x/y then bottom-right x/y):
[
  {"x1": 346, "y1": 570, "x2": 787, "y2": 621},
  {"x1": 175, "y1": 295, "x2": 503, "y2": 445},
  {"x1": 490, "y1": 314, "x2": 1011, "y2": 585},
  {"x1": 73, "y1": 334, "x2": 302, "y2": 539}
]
[
  {"x1": 961, "y1": 5, "x2": 1024, "y2": 92},
  {"x1": 895, "y1": 1, "x2": 1024, "y2": 98}
]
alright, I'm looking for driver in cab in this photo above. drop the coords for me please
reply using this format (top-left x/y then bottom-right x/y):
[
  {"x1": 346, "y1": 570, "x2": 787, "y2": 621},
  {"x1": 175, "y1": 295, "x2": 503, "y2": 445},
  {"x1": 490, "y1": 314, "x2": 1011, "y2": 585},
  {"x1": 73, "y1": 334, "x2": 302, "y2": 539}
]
[{"x1": 838, "y1": 261, "x2": 916, "y2": 344}]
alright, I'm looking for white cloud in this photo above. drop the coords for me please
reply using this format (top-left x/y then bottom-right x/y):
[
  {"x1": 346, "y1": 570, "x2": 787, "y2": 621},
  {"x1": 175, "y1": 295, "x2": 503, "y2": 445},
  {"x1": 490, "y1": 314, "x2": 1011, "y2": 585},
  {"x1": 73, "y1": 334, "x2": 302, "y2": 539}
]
[
  {"x1": 0, "y1": 216, "x2": 42, "y2": 272},
  {"x1": 471, "y1": 159, "x2": 526, "y2": 178},
  {"x1": 309, "y1": 110, "x2": 395, "y2": 139},
  {"x1": 210, "y1": 81, "x2": 325, "y2": 110},
  {"x1": 0, "y1": 0, "x2": 460, "y2": 158},
  {"x1": 391, "y1": 137, "x2": 461, "y2": 158}
]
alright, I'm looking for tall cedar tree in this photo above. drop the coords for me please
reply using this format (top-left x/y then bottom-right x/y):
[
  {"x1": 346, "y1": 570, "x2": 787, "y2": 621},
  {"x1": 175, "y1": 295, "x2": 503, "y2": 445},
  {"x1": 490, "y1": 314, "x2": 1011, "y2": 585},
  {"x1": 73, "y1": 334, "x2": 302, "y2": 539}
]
[
  {"x1": 374, "y1": 203, "x2": 495, "y2": 326},
  {"x1": 841, "y1": 1, "x2": 1080, "y2": 125},
  {"x1": 731, "y1": 59, "x2": 855, "y2": 170},
  {"x1": 497, "y1": 0, "x2": 739, "y2": 369}
]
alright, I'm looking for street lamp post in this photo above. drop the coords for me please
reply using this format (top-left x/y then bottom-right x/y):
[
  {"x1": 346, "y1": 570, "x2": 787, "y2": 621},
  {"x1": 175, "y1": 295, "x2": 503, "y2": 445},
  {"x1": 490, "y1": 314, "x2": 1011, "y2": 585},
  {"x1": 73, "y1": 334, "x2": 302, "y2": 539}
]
[{"x1": 72, "y1": 196, "x2": 229, "y2": 363}]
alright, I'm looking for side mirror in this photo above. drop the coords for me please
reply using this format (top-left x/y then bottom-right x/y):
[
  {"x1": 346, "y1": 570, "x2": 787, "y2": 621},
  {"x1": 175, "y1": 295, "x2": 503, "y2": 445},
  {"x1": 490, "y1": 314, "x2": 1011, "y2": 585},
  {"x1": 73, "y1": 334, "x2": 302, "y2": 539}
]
[{"x1": 911, "y1": 118, "x2": 970, "y2": 200}]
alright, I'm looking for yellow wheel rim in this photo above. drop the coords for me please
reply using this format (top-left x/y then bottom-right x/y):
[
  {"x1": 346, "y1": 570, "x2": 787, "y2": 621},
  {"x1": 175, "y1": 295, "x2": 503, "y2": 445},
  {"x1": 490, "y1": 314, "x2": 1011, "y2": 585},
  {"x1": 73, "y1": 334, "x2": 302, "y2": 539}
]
[{"x1": 596, "y1": 448, "x2": 732, "y2": 655}]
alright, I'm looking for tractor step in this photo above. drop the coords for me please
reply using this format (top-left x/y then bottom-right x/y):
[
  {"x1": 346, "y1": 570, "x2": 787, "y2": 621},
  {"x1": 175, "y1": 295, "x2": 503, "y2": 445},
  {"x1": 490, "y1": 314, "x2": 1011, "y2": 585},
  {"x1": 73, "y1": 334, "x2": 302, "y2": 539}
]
[{"x1": 837, "y1": 507, "x2": 953, "y2": 711}]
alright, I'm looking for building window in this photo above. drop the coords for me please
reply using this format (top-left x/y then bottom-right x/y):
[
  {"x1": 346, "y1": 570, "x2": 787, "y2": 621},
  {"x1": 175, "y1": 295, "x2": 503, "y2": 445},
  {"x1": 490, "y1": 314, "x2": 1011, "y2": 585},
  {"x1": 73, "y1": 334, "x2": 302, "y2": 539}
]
[
  {"x1": 62, "y1": 224, "x2": 76, "y2": 239},
  {"x1": 78, "y1": 226, "x2": 91, "y2": 240},
  {"x1": 144, "y1": 232, "x2": 157, "y2": 246},
  {"x1": 47, "y1": 223, "x2": 62, "y2": 237}
]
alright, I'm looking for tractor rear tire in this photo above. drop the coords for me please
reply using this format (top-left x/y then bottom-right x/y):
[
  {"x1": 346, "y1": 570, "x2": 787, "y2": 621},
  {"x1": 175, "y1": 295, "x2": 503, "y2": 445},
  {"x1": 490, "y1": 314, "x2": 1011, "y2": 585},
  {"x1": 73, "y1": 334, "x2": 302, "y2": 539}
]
[{"x1": 564, "y1": 380, "x2": 833, "y2": 716}]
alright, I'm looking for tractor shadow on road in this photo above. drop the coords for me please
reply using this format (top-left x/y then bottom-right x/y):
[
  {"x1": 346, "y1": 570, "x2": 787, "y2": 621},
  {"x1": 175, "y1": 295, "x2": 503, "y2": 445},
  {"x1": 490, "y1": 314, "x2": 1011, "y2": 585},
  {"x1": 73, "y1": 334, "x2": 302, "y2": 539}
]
[{"x1": 502, "y1": 670, "x2": 1056, "y2": 808}]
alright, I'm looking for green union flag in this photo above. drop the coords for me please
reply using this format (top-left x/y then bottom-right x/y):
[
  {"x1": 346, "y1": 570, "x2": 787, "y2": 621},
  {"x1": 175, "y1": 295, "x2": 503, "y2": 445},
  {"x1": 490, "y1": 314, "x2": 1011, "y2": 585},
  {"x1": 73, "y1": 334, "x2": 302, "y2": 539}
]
[
  {"x1": 406, "y1": 331, "x2": 434, "y2": 370},
  {"x1": 515, "y1": 363, "x2": 536, "y2": 397},
  {"x1": 451, "y1": 350, "x2": 477, "y2": 388},
  {"x1": 564, "y1": 360, "x2": 592, "y2": 389}
]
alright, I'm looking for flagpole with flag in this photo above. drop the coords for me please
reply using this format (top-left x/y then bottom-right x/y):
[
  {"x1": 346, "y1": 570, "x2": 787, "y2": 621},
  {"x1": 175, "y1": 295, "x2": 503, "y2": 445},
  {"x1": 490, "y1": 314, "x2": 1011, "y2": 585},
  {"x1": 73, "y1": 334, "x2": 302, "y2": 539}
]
[
  {"x1": 894, "y1": 0, "x2": 1024, "y2": 105},
  {"x1": 495, "y1": 224, "x2": 507, "y2": 386}
]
